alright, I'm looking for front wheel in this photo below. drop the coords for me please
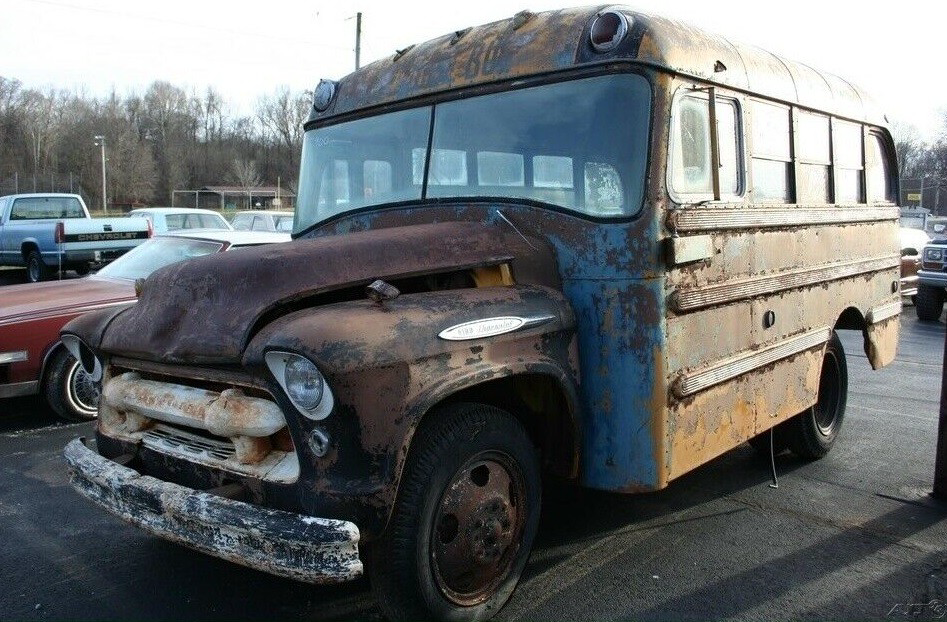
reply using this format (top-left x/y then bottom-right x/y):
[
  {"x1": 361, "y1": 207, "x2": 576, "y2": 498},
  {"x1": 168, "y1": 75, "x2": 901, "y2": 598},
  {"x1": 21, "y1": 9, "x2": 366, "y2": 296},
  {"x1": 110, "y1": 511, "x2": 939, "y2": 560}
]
[
  {"x1": 368, "y1": 403, "x2": 541, "y2": 621},
  {"x1": 786, "y1": 332, "x2": 848, "y2": 460},
  {"x1": 44, "y1": 348, "x2": 100, "y2": 422},
  {"x1": 915, "y1": 285, "x2": 945, "y2": 322}
]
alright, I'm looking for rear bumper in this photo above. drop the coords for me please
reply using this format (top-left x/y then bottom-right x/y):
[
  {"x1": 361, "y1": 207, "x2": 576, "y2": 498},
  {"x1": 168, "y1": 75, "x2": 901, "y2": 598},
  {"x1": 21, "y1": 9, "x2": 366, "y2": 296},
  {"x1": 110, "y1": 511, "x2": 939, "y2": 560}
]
[
  {"x1": 64, "y1": 437, "x2": 363, "y2": 584},
  {"x1": 917, "y1": 270, "x2": 947, "y2": 288},
  {"x1": 58, "y1": 248, "x2": 131, "y2": 265}
]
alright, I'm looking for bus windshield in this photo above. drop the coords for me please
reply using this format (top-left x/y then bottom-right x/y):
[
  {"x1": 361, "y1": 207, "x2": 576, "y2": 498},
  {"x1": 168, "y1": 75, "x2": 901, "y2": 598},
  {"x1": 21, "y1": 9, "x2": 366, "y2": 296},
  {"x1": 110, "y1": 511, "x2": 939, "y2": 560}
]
[{"x1": 295, "y1": 73, "x2": 651, "y2": 232}]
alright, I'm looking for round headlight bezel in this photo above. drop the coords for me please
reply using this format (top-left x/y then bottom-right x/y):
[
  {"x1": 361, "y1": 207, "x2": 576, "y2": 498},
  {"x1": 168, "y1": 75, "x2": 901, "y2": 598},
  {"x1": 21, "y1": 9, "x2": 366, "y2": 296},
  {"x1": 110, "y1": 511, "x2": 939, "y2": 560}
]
[{"x1": 265, "y1": 351, "x2": 334, "y2": 420}]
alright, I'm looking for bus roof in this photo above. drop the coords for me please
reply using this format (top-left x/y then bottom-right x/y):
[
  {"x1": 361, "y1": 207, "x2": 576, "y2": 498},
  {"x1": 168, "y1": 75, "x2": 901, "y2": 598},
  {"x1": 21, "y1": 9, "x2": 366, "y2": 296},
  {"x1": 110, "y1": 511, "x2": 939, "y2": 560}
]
[{"x1": 312, "y1": 5, "x2": 886, "y2": 127}]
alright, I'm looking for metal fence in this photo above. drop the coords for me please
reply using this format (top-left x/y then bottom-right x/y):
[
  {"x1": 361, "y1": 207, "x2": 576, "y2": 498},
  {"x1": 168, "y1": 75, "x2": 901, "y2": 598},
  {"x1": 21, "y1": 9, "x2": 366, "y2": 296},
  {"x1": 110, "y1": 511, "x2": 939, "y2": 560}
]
[{"x1": 0, "y1": 172, "x2": 89, "y2": 200}]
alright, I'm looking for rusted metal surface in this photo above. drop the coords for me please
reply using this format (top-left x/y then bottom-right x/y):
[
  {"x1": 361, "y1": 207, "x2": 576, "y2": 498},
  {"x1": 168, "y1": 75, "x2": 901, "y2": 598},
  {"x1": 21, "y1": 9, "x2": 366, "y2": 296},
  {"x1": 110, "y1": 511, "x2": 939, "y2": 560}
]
[
  {"x1": 240, "y1": 284, "x2": 579, "y2": 536},
  {"x1": 313, "y1": 7, "x2": 886, "y2": 128},
  {"x1": 91, "y1": 222, "x2": 559, "y2": 366},
  {"x1": 102, "y1": 373, "x2": 285, "y2": 438},
  {"x1": 64, "y1": 438, "x2": 362, "y2": 583}
]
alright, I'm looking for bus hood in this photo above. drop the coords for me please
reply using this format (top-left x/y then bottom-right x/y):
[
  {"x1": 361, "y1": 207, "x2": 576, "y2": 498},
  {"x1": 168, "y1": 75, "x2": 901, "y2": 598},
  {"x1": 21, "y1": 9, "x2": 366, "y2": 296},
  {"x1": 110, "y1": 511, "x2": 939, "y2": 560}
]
[{"x1": 87, "y1": 221, "x2": 559, "y2": 365}]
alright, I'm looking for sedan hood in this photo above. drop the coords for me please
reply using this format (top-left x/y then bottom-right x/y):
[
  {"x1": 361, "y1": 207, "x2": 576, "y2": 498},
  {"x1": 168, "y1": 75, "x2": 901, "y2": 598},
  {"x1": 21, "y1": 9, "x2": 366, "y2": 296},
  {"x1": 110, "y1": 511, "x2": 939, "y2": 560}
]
[
  {"x1": 97, "y1": 221, "x2": 559, "y2": 365},
  {"x1": 0, "y1": 277, "x2": 133, "y2": 327}
]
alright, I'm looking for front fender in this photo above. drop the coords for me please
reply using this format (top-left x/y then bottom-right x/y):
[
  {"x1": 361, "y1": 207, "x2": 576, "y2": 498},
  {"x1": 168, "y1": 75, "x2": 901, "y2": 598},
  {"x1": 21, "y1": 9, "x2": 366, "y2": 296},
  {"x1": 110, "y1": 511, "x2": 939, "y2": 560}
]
[
  {"x1": 61, "y1": 303, "x2": 135, "y2": 351},
  {"x1": 243, "y1": 285, "x2": 578, "y2": 538}
]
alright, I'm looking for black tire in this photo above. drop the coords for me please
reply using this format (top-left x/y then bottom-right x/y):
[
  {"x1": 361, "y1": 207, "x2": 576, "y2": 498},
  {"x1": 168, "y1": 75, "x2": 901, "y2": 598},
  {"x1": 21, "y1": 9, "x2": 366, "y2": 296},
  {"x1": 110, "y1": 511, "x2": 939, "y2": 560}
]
[
  {"x1": 74, "y1": 264, "x2": 91, "y2": 276},
  {"x1": 786, "y1": 332, "x2": 848, "y2": 460},
  {"x1": 368, "y1": 403, "x2": 541, "y2": 621},
  {"x1": 25, "y1": 249, "x2": 51, "y2": 283},
  {"x1": 915, "y1": 285, "x2": 945, "y2": 322},
  {"x1": 44, "y1": 347, "x2": 99, "y2": 422}
]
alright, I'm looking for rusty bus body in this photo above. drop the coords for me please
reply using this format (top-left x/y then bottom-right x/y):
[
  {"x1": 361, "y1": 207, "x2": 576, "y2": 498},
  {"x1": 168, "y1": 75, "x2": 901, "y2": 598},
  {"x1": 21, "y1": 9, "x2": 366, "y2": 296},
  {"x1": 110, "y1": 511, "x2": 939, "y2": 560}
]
[{"x1": 63, "y1": 6, "x2": 901, "y2": 620}]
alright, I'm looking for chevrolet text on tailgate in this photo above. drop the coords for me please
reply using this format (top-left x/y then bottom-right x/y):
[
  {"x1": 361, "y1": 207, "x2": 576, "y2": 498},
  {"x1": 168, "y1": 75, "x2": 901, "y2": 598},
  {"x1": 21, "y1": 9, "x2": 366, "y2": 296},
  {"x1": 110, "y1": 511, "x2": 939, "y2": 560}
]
[
  {"x1": 62, "y1": 7, "x2": 902, "y2": 620},
  {"x1": 0, "y1": 193, "x2": 151, "y2": 282}
]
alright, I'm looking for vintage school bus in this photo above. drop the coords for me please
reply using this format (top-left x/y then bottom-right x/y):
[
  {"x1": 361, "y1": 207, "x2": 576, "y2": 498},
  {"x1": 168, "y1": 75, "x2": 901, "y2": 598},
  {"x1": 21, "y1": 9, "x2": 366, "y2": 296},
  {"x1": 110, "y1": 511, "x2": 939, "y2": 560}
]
[{"x1": 63, "y1": 6, "x2": 901, "y2": 620}]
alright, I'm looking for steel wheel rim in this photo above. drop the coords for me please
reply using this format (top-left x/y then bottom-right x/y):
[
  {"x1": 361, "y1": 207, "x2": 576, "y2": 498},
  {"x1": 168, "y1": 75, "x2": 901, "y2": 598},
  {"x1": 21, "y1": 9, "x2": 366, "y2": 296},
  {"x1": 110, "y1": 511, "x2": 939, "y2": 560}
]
[
  {"x1": 430, "y1": 451, "x2": 527, "y2": 606},
  {"x1": 814, "y1": 349, "x2": 841, "y2": 435},
  {"x1": 66, "y1": 358, "x2": 99, "y2": 417}
]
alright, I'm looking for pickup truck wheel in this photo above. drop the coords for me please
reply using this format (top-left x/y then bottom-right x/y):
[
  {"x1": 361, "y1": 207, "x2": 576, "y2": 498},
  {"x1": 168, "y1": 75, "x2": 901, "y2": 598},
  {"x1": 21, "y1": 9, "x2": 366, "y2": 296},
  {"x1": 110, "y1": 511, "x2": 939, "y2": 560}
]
[
  {"x1": 368, "y1": 403, "x2": 541, "y2": 621},
  {"x1": 45, "y1": 348, "x2": 99, "y2": 422},
  {"x1": 786, "y1": 332, "x2": 847, "y2": 460},
  {"x1": 915, "y1": 285, "x2": 945, "y2": 322},
  {"x1": 26, "y1": 250, "x2": 51, "y2": 283}
]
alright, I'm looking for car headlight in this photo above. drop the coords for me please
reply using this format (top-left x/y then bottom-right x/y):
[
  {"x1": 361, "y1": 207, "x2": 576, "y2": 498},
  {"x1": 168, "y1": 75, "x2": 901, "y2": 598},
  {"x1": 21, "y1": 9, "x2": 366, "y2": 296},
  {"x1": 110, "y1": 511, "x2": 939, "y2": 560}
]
[
  {"x1": 61, "y1": 334, "x2": 102, "y2": 382},
  {"x1": 925, "y1": 247, "x2": 944, "y2": 261},
  {"x1": 265, "y1": 351, "x2": 334, "y2": 420}
]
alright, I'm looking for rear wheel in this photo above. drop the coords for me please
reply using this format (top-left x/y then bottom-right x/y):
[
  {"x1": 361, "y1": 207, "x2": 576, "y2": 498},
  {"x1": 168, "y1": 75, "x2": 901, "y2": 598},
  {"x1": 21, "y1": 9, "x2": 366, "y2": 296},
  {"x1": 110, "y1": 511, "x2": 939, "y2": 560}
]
[
  {"x1": 25, "y1": 249, "x2": 51, "y2": 283},
  {"x1": 786, "y1": 332, "x2": 848, "y2": 460},
  {"x1": 74, "y1": 264, "x2": 91, "y2": 276},
  {"x1": 915, "y1": 285, "x2": 945, "y2": 322},
  {"x1": 368, "y1": 403, "x2": 541, "y2": 621},
  {"x1": 44, "y1": 348, "x2": 99, "y2": 422}
]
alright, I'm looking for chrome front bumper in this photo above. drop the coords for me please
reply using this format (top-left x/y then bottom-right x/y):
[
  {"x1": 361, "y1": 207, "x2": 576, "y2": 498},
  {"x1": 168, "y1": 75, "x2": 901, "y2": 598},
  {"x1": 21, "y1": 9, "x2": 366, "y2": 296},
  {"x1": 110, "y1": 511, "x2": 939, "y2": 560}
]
[
  {"x1": 918, "y1": 269, "x2": 947, "y2": 288},
  {"x1": 64, "y1": 437, "x2": 363, "y2": 584}
]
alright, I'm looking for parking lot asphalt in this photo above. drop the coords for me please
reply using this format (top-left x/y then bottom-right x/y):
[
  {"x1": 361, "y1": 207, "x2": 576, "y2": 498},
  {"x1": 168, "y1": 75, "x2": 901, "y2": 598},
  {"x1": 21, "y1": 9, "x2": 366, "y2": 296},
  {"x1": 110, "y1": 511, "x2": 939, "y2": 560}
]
[{"x1": 0, "y1": 313, "x2": 945, "y2": 621}]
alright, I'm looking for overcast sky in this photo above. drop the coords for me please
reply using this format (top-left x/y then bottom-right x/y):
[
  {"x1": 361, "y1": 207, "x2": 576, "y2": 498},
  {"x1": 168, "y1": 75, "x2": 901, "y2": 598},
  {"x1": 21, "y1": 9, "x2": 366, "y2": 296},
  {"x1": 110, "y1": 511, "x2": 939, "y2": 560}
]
[{"x1": 3, "y1": 0, "x2": 943, "y2": 140}]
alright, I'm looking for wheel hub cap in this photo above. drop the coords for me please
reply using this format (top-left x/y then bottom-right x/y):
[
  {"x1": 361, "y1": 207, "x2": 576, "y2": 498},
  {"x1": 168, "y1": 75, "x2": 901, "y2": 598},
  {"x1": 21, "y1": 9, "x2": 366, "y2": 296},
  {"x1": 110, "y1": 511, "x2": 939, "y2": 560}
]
[{"x1": 431, "y1": 454, "x2": 526, "y2": 606}]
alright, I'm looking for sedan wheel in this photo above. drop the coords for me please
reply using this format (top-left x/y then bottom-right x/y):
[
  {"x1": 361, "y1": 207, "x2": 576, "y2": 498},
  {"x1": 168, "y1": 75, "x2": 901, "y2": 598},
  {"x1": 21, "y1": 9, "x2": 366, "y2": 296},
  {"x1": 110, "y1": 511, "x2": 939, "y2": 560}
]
[{"x1": 45, "y1": 348, "x2": 99, "y2": 422}]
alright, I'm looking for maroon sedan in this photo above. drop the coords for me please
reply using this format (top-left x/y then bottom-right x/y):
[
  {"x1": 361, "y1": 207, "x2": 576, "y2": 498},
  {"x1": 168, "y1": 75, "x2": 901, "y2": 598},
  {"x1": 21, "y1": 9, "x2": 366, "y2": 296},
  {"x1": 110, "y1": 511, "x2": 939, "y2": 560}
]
[{"x1": 0, "y1": 230, "x2": 289, "y2": 421}]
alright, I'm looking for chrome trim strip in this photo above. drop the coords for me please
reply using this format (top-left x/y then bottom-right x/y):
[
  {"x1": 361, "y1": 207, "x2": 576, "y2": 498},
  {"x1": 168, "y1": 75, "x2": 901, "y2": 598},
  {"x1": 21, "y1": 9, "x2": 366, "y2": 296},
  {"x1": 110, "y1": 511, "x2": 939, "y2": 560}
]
[
  {"x1": 0, "y1": 350, "x2": 28, "y2": 364},
  {"x1": 438, "y1": 314, "x2": 556, "y2": 341},
  {"x1": 866, "y1": 300, "x2": 902, "y2": 324},
  {"x1": 672, "y1": 255, "x2": 900, "y2": 312},
  {"x1": 673, "y1": 327, "x2": 832, "y2": 398},
  {"x1": 0, "y1": 380, "x2": 38, "y2": 399},
  {"x1": 669, "y1": 205, "x2": 899, "y2": 232}
]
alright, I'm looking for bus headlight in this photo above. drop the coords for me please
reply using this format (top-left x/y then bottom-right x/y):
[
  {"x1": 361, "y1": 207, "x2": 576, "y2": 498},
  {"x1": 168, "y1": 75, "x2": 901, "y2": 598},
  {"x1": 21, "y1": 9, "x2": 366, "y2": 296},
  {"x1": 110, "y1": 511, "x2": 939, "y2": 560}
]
[{"x1": 265, "y1": 351, "x2": 334, "y2": 420}]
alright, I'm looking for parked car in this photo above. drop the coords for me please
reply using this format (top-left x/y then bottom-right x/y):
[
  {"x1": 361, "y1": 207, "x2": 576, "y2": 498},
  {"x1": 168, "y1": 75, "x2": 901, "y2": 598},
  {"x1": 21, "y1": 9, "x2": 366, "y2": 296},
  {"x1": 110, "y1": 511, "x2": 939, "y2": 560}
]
[
  {"x1": 0, "y1": 193, "x2": 151, "y2": 282},
  {"x1": 915, "y1": 237, "x2": 947, "y2": 320},
  {"x1": 127, "y1": 207, "x2": 232, "y2": 233},
  {"x1": 231, "y1": 210, "x2": 295, "y2": 232},
  {"x1": 899, "y1": 227, "x2": 931, "y2": 300},
  {"x1": 0, "y1": 230, "x2": 289, "y2": 421}
]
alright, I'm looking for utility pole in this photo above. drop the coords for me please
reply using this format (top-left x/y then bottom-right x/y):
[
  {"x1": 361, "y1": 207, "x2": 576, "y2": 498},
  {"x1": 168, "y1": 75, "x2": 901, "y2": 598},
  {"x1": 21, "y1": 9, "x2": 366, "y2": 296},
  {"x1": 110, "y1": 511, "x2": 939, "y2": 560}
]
[
  {"x1": 355, "y1": 12, "x2": 362, "y2": 70},
  {"x1": 935, "y1": 176, "x2": 941, "y2": 216},
  {"x1": 936, "y1": 322, "x2": 947, "y2": 499},
  {"x1": 94, "y1": 135, "x2": 107, "y2": 214}
]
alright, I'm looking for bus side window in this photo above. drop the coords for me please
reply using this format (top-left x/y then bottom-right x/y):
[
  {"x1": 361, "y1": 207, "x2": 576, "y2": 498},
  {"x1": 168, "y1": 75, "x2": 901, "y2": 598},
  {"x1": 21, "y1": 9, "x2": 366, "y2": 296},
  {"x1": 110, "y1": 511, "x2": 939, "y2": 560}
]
[
  {"x1": 317, "y1": 160, "x2": 350, "y2": 208},
  {"x1": 585, "y1": 162, "x2": 623, "y2": 214},
  {"x1": 866, "y1": 133, "x2": 896, "y2": 203},
  {"x1": 364, "y1": 160, "x2": 393, "y2": 199},
  {"x1": 669, "y1": 93, "x2": 741, "y2": 200},
  {"x1": 796, "y1": 111, "x2": 831, "y2": 204},
  {"x1": 671, "y1": 96, "x2": 712, "y2": 195},
  {"x1": 750, "y1": 100, "x2": 792, "y2": 202},
  {"x1": 832, "y1": 120, "x2": 864, "y2": 203}
]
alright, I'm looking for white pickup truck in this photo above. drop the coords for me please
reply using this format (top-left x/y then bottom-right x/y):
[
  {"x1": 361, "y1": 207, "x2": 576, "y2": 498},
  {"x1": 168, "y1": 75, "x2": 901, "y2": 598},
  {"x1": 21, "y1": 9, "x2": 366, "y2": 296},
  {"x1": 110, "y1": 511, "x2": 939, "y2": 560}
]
[{"x1": 0, "y1": 193, "x2": 151, "y2": 282}]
